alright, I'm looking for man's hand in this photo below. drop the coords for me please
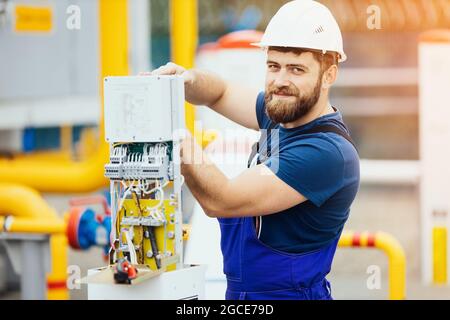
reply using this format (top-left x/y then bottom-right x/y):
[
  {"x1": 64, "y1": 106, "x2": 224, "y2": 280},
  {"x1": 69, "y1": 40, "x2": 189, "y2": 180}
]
[
  {"x1": 139, "y1": 62, "x2": 195, "y2": 85},
  {"x1": 140, "y1": 62, "x2": 260, "y2": 130}
]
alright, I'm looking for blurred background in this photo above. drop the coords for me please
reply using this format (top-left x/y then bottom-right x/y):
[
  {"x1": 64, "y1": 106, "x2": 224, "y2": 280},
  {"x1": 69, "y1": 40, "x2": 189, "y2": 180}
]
[{"x1": 1, "y1": 0, "x2": 450, "y2": 300}]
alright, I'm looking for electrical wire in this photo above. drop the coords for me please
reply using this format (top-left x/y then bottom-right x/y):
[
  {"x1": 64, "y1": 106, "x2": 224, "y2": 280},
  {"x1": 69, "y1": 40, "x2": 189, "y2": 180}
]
[
  {"x1": 124, "y1": 229, "x2": 138, "y2": 264},
  {"x1": 110, "y1": 142, "x2": 174, "y2": 260},
  {"x1": 115, "y1": 181, "x2": 136, "y2": 238}
]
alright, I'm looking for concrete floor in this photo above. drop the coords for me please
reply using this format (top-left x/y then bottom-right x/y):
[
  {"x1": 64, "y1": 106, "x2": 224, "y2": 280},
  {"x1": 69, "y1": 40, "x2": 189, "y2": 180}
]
[{"x1": 2, "y1": 183, "x2": 450, "y2": 300}]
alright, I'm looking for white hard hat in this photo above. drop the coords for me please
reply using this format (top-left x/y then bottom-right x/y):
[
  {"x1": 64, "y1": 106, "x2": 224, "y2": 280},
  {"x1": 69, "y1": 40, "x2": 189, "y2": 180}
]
[{"x1": 253, "y1": 0, "x2": 347, "y2": 63}]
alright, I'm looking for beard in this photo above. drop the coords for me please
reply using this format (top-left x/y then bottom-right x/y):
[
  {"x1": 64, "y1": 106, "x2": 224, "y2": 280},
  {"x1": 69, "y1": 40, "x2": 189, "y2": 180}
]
[{"x1": 264, "y1": 76, "x2": 322, "y2": 124}]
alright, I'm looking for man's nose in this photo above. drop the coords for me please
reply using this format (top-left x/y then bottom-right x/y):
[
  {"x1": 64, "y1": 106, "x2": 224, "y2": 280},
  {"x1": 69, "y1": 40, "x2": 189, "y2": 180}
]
[{"x1": 273, "y1": 69, "x2": 291, "y2": 87}]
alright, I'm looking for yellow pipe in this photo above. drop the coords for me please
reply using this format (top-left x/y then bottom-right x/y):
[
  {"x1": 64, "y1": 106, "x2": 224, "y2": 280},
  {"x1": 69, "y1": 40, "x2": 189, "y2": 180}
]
[
  {"x1": 339, "y1": 231, "x2": 406, "y2": 300},
  {"x1": 60, "y1": 126, "x2": 73, "y2": 155},
  {"x1": 99, "y1": 0, "x2": 129, "y2": 79},
  {"x1": 374, "y1": 232, "x2": 407, "y2": 300},
  {"x1": 0, "y1": 217, "x2": 65, "y2": 234},
  {"x1": 170, "y1": 0, "x2": 198, "y2": 133},
  {"x1": 338, "y1": 232, "x2": 354, "y2": 247},
  {"x1": 77, "y1": 127, "x2": 99, "y2": 161},
  {"x1": 0, "y1": 184, "x2": 58, "y2": 219},
  {"x1": 47, "y1": 234, "x2": 69, "y2": 299},
  {"x1": 11, "y1": 150, "x2": 73, "y2": 163},
  {"x1": 433, "y1": 227, "x2": 447, "y2": 284},
  {"x1": 0, "y1": 0, "x2": 129, "y2": 193},
  {"x1": 0, "y1": 151, "x2": 108, "y2": 193},
  {"x1": 0, "y1": 183, "x2": 68, "y2": 300}
]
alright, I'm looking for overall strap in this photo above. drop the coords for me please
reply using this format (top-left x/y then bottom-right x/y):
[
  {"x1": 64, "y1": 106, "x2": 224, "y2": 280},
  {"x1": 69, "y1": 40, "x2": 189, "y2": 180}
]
[
  {"x1": 247, "y1": 121, "x2": 278, "y2": 168},
  {"x1": 301, "y1": 124, "x2": 357, "y2": 150}
]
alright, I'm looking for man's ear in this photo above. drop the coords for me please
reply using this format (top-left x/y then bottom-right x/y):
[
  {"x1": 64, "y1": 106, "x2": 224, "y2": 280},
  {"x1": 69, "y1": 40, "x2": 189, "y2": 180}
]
[{"x1": 322, "y1": 65, "x2": 338, "y2": 90}]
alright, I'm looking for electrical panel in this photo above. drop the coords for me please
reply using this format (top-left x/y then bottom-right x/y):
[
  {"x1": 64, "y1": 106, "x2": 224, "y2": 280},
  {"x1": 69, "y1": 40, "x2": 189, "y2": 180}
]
[{"x1": 104, "y1": 75, "x2": 185, "y2": 280}]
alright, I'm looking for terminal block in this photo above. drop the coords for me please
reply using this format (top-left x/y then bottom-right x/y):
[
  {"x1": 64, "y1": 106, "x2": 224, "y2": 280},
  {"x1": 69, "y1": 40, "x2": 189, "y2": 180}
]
[{"x1": 105, "y1": 143, "x2": 172, "y2": 181}]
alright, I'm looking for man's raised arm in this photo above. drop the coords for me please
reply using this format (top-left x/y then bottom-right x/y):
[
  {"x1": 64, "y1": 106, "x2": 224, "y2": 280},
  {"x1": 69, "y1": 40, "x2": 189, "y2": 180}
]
[{"x1": 144, "y1": 62, "x2": 260, "y2": 130}]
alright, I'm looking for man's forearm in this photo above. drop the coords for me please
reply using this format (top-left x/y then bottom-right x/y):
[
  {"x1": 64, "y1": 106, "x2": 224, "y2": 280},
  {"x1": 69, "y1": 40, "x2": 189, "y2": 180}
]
[
  {"x1": 182, "y1": 161, "x2": 231, "y2": 217},
  {"x1": 180, "y1": 136, "x2": 234, "y2": 217},
  {"x1": 185, "y1": 69, "x2": 227, "y2": 108}
]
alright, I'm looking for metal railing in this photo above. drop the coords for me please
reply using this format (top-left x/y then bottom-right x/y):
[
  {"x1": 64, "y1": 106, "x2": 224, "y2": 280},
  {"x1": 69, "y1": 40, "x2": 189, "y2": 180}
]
[{"x1": 339, "y1": 231, "x2": 406, "y2": 300}]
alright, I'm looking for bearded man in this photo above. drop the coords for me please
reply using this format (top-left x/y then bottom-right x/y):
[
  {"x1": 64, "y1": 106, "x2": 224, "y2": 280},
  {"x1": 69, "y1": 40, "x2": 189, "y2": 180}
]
[{"x1": 145, "y1": 0, "x2": 360, "y2": 300}]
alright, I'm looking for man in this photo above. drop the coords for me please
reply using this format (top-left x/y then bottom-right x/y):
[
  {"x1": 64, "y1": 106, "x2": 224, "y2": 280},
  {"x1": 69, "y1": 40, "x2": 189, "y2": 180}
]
[{"x1": 147, "y1": 0, "x2": 360, "y2": 300}]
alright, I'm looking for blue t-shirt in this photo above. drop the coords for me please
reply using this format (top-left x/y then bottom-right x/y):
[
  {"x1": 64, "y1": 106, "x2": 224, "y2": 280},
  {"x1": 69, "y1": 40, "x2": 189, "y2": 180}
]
[{"x1": 255, "y1": 92, "x2": 360, "y2": 253}]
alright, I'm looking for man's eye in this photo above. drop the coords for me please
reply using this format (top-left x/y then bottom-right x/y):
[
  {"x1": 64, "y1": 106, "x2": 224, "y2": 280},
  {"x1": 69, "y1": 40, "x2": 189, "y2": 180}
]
[
  {"x1": 292, "y1": 67, "x2": 304, "y2": 73},
  {"x1": 268, "y1": 65, "x2": 279, "y2": 71}
]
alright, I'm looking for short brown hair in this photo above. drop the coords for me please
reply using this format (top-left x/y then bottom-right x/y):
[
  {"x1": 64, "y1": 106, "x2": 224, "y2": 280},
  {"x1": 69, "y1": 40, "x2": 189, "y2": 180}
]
[{"x1": 268, "y1": 46, "x2": 338, "y2": 73}]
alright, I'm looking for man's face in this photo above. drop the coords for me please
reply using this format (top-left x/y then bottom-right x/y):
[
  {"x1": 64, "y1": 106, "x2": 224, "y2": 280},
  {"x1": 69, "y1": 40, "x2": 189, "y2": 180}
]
[{"x1": 264, "y1": 50, "x2": 323, "y2": 124}]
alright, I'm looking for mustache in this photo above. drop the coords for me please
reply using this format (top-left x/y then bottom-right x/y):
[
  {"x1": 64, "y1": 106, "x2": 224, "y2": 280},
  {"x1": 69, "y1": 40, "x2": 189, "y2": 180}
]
[{"x1": 267, "y1": 84, "x2": 300, "y2": 97}]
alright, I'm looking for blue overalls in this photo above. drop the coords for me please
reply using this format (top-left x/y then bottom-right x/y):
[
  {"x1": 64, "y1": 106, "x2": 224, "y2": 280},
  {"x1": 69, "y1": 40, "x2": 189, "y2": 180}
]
[
  {"x1": 219, "y1": 216, "x2": 339, "y2": 300},
  {"x1": 218, "y1": 121, "x2": 355, "y2": 300}
]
